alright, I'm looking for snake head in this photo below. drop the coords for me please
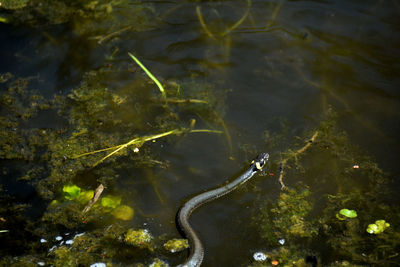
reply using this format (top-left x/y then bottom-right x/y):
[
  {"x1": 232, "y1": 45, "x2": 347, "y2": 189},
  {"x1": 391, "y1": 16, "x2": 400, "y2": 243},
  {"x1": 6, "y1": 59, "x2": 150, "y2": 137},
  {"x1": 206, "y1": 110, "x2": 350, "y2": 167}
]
[{"x1": 251, "y1": 152, "x2": 269, "y2": 171}]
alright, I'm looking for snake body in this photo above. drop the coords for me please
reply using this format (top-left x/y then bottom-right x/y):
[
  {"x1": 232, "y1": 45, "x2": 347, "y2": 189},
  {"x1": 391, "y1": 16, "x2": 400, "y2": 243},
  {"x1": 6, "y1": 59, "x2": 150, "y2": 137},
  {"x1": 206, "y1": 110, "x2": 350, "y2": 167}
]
[{"x1": 176, "y1": 153, "x2": 269, "y2": 267}]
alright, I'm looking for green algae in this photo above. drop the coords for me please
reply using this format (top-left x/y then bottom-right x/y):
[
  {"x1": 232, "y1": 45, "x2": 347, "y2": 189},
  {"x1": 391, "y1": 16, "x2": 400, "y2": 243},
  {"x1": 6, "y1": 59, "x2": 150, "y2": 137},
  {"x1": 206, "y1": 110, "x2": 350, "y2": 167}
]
[
  {"x1": 0, "y1": 0, "x2": 29, "y2": 10},
  {"x1": 149, "y1": 258, "x2": 169, "y2": 267},
  {"x1": 163, "y1": 238, "x2": 189, "y2": 253},
  {"x1": 256, "y1": 185, "x2": 317, "y2": 244},
  {"x1": 125, "y1": 229, "x2": 153, "y2": 249},
  {"x1": 0, "y1": 62, "x2": 226, "y2": 265},
  {"x1": 252, "y1": 109, "x2": 399, "y2": 266},
  {"x1": 0, "y1": 1, "x2": 398, "y2": 266}
]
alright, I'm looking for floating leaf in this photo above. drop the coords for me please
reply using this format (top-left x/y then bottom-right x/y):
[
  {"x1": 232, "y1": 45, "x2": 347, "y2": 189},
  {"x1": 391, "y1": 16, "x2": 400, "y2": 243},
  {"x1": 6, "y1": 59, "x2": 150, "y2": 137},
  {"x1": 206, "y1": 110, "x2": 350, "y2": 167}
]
[
  {"x1": 366, "y1": 220, "x2": 390, "y2": 234},
  {"x1": 112, "y1": 205, "x2": 134, "y2": 220},
  {"x1": 63, "y1": 185, "x2": 81, "y2": 200},
  {"x1": 336, "y1": 209, "x2": 357, "y2": 220},
  {"x1": 101, "y1": 195, "x2": 121, "y2": 210},
  {"x1": 77, "y1": 190, "x2": 94, "y2": 204}
]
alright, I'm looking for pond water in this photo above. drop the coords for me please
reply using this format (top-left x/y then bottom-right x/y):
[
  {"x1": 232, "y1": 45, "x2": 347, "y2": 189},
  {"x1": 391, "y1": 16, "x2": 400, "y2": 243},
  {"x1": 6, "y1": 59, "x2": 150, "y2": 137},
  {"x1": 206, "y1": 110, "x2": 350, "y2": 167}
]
[{"x1": 0, "y1": 0, "x2": 399, "y2": 266}]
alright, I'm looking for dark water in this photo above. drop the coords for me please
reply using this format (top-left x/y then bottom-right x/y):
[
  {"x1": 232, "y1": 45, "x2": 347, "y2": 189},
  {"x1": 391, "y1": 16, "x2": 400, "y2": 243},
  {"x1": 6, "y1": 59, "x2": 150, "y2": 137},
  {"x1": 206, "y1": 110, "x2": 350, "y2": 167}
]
[{"x1": 0, "y1": 0, "x2": 399, "y2": 266}]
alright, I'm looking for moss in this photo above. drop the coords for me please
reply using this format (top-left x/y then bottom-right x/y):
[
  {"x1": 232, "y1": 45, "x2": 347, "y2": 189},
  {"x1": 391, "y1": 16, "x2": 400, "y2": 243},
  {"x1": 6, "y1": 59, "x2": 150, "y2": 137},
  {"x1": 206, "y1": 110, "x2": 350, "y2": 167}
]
[
  {"x1": 149, "y1": 258, "x2": 169, "y2": 267},
  {"x1": 257, "y1": 185, "x2": 317, "y2": 243},
  {"x1": 0, "y1": 0, "x2": 29, "y2": 10},
  {"x1": 125, "y1": 229, "x2": 153, "y2": 249},
  {"x1": 163, "y1": 238, "x2": 189, "y2": 253}
]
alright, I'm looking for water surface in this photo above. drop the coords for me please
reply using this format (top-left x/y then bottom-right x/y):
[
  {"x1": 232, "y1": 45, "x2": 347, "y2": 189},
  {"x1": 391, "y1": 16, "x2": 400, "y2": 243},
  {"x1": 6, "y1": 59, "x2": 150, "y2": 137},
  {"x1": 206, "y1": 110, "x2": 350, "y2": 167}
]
[{"x1": 0, "y1": 0, "x2": 399, "y2": 266}]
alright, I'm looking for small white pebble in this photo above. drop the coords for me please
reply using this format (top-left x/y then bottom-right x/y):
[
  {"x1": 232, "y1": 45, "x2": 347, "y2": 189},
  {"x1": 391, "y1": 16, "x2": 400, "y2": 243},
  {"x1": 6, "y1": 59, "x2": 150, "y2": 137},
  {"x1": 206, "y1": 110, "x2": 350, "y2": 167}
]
[
  {"x1": 40, "y1": 238, "x2": 47, "y2": 243},
  {"x1": 37, "y1": 262, "x2": 45, "y2": 266},
  {"x1": 90, "y1": 263, "x2": 106, "y2": 267},
  {"x1": 253, "y1": 252, "x2": 267, "y2": 261},
  {"x1": 65, "y1": 239, "x2": 74, "y2": 245},
  {"x1": 278, "y1": 238, "x2": 285, "y2": 245},
  {"x1": 55, "y1": 236, "x2": 63, "y2": 241}
]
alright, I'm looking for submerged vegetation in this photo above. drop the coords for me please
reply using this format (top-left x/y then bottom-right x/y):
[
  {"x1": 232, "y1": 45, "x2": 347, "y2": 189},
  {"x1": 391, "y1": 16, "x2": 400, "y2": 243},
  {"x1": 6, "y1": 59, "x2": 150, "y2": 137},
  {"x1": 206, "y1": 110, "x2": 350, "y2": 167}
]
[
  {"x1": 251, "y1": 110, "x2": 399, "y2": 266},
  {"x1": 1, "y1": 0, "x2": 399, "y2": 266}
]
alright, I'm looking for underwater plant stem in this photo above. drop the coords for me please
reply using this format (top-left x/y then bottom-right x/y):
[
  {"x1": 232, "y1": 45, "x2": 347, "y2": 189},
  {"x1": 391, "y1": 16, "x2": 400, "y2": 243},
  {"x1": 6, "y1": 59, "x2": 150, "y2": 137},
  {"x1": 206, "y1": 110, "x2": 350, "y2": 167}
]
[
  {"x1": 128, "y1": 52, "x2": 166, "y2": 98},
  {"x1": 278, "y1": 130, "x2": 319, "y2": 189},
  {"x1": 213, "y1": 111, "x2": 233, "y2": 158},
  {"x1": 163, "y1": 98, "x2": 208, "y2": 104},
  {"x1": 196, "y1": 6, "x2": 216, "y2": 39},
  {"x1": 221, "y1": 0, "x2": 252, "y2": 36},
  {"x1": 265, "y1": 0, "x2": 284, "y2": 29},
  {"x1": 97, "y1": 25, "x2": 132, "y2": 44},
  {"x1": 145, "y1": 169, "x2": 166, "y2": 205},
  {"x1": 74, "y1": 128, "x2": 222, "y2": 167}
]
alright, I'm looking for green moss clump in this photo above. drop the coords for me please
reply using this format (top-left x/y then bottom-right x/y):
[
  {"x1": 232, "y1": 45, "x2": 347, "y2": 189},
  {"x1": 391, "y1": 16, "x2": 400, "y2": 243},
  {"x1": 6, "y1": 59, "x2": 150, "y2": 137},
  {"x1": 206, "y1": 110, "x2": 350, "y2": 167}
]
[
  {"x1": 0, "y1": 0, "x2": 29, "y2": 10},
  {"x1": 125, "y1": 229, "x2": 153, "y2": 249},
  {"x1": 163, "y1": 238, "x2": 189, "y2": 253},
  {"x1": 257, "y1": 186, "x2": 317, "y2": 243},
  {"x1": 149, "y1": 258, "x2": 169, "y2": 267}
]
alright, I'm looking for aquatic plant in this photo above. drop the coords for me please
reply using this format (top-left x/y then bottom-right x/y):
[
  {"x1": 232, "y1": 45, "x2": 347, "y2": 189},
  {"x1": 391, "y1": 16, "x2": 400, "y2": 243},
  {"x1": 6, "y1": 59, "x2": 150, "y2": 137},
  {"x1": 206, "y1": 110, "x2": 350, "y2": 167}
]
[
  {"x1": 336, "y1": 209, "x2": 357, "y2": 220},
  {"x1": 125, "y1": 229, "x2": 153, "y2": 249},
  {"x1": 128, "y1": 52, "x2": 166, "y2": 98},
  {"x1": 366, "y1": 220, "x2": 390, "y2": 234},
  {"x1": 62, "y1": 185, "x2": 81, "y2": 200},
  {"x1": 100, "y1": 195, "x2": 121, "y2": 210},
  {"x1": 111, "y1": 205, "x2": 134, "y2": 221},
  {"x1": 0, "y1": 0, "x2": 29, "y2": 10},
  {"x1": 163, "y1": 238, "x2": 189, "y2": 253},
  {"x1": 256, "y1": 185, "x2": 317, "y2": 244},
  {"x1": 149, "y1": 258, "x2": 169, "y2": 267}
]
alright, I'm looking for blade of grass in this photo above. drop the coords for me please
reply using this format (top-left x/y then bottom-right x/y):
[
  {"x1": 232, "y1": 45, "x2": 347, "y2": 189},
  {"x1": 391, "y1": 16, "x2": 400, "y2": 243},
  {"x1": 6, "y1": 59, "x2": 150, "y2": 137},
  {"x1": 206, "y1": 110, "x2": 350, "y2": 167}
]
[
  {"x1": 74, "y1": 128, "x2": 222, "y2": 167},
  {"x1": 128, "y1": 52, "x2": 166, "y2": 98}
]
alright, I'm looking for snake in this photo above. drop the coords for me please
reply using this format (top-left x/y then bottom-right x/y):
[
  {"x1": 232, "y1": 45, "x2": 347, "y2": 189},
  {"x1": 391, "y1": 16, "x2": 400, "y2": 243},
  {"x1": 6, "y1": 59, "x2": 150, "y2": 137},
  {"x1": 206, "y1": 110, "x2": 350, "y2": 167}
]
[{"x1": 176, "y1": 153, "x2": 269, "y2": 267}]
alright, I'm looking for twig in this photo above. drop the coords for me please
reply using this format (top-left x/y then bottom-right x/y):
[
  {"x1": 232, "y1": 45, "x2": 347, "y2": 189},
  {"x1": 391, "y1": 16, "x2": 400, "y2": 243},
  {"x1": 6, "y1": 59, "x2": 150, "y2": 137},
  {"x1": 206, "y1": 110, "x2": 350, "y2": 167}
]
[
  {"x1": 278, "y1": 131, "x2": 319, "y2": 190},
  {"x1": 82, "y1": 184, "x2": 104, "y2": 214},
  {"x1": 163, "y1": 98, "x2": 208, "y2": 104}
]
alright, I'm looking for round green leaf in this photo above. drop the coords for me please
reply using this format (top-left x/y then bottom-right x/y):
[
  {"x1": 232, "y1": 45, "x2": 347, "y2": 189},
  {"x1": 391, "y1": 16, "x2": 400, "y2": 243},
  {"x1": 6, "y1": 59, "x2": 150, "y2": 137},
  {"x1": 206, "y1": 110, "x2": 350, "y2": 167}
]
[
  {"x1": 63, "y1": 185, "x2": 81, "y2": 200},
  {"x1": 339, "y1": 209, "x2": 357, "y2": 218}
]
